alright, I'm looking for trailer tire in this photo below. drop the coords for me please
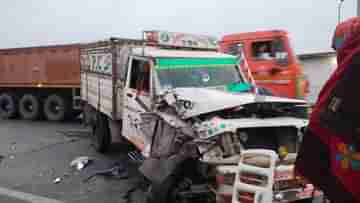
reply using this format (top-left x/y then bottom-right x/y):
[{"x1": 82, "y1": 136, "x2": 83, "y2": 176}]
[
  {"x1": 93, "y1": 112, "x2": 111, "y2": 153},
  {"x1": 19, "y1": 94, "x2": 41, "y2": 120},
  {"x1": 44, "y1": 95, "x2": 68, "y2": 121},
  {"x1": 0, "y1": 93, "x2": 18, "y2": 119}
]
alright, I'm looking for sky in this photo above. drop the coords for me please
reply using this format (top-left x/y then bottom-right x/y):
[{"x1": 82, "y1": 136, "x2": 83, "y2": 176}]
[{"x1": 0, "y1": 0, "x2": 357, "y2": 54}]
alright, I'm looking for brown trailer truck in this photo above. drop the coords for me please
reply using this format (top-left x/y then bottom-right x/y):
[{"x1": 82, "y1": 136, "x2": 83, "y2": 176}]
[{"x1": 0, "y1": 44, "x2": 82, "y2": 121}]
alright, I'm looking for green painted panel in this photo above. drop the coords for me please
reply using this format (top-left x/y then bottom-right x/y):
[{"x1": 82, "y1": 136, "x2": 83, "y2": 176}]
[{"x1": 156, "y1": 58, "x2": 237, "y2": 69}]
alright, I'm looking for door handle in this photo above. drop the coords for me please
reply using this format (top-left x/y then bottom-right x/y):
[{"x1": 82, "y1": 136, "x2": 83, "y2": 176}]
[{"x1": 126, "y1": 93, "x2": 133, "y2": 98}]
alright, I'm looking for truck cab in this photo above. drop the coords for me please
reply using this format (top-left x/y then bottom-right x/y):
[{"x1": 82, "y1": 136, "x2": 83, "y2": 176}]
[
  {"x1": 122, "y1": 47, "x2": 246, "y2": 154},
  {"x1": 219, "y1": 30, "x2": 308, "y2": 99},
  {"x1": 81, "y1": 31, "x2": 318, "y2": 203}
]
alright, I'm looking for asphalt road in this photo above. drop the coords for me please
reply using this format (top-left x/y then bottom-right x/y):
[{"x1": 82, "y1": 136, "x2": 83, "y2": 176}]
[
  {"x1": 0, "y1": 119, "x2": 325, "y2": 203},
  {"x1": 0, "y1": 119, "x2": 142, "y2": 203}
]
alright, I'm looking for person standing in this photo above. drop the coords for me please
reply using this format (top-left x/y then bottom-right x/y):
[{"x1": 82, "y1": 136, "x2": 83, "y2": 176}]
[{"x1": 296, "y1": 17, "x2": 360, "y2": 202}]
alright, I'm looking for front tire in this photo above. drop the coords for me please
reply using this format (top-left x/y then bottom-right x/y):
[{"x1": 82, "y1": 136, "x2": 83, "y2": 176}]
[
  {"x1": 0, "y1": 93, "x2": 18, "y2": 119},
  {"x1": 92, "y1": 112, "x2": 111, "y2": 153},
  {"x1": 19, "y1": 94, "x2": 41, "y2": 120}
]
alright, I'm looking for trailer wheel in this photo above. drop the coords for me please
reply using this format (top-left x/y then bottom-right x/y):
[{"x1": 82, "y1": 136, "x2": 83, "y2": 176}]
[
  {"x1": 93, "y1": 112, "x2": 111, "y2": 153},
  {"x1": 0, "y1": 93, "x2": 18, "y2": 119},
  {"x1": 44, "y1": 95, "x2": 68, "y2": 121},
  {"x1": 19, "y1": 94, "x2": 41, "y2": 120}
]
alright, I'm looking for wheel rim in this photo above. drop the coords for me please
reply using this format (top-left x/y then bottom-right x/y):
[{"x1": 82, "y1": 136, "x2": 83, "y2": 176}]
[
  {"x1": 23, "y1": 100, "x2": 34, "y2": 113},
  {"x1": 49, "y1": 101, "x2": 62, "y2": 115},
  {"x1": 0, "y1": 99, "x2": 11, "y2": 112}
]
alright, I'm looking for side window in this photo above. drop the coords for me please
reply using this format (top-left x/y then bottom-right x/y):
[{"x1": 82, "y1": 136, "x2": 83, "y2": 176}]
[
  {"x1": 227, "y1": 43, "x2": 245, "y2": 62},
  {"x1": 227, "y1": 43, "x2": 244, "y2": 56},
  {"x1": 129, "y1": 59, "x2": 150, "y2": 93}
]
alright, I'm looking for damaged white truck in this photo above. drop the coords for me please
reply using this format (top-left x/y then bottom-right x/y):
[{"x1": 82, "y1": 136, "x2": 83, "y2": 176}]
[{"x1": 80, "y1": 31, "x2": 322, "y2": 203}]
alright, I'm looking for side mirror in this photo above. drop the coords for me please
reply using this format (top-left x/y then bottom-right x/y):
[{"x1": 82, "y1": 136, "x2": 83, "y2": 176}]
[{"x1": 275, "y1": 52, "x2": 288, "y2": 60}]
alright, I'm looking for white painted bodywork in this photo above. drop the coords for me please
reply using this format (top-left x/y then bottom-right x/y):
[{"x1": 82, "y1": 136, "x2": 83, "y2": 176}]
[
  {"x1": 197, "y1": 116, "x2": 308, "y2": 140},
  {"x1": 229, "y1": 150, "x2": 321, "y2": 203},
  {"x1": 81, "y1": 72, "x2": 114, "y2": 118},
  {"x1": 232, "y1": 150, "x2": 277, "y2": 203},
  {"x1": 131, "y1": 47, "x2": 233, "y2": 58},
  {"x1": 164, "y1": 88, "x2": 306, "y2": 119}
]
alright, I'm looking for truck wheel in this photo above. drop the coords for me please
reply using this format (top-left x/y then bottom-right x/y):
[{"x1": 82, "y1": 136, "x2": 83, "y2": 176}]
[
  {"x1": 19, "y1": 94, "x2": 41, "y2": 120},
  {"x1": 44, "y1": 95, "x2": 68, "y2": 121},
  {"x1": 0, "y1": 93, "x2": 18, "y2": 119},
  {"x1": 93, "y1": 112, "x2": 111, "y2": 153},
  {"x1": 83, "y1": 104, "x2": 96, "y2": 126}
]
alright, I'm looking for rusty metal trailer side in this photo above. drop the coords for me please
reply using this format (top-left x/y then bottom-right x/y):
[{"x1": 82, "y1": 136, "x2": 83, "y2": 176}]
[
  {"x1": 0, "y1": 44, "x2": 80, "y2": 88},
  {"x1": 0, "y1": 44, "x2": 82, "y2": 121}
]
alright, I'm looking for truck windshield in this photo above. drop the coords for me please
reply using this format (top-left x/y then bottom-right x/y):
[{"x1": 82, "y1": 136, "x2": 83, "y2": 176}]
[
  {"x1": 251, "y1": 40, "x2": 288, "y2": 61},
  {"x1": 155, "y1": 59, "x2": 244, "y2": 89}
]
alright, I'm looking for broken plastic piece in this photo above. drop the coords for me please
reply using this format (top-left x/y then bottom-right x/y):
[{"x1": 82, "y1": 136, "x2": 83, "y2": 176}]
[
  {"x1": 53, "y1": 177, "x2": 62, "y2": 184},
  {"x1": 83, "y1": 164, "x2": 128, "y2": 182},
  {"x1": 71, "y1": 156, "x2": 93, "y2": 171}
]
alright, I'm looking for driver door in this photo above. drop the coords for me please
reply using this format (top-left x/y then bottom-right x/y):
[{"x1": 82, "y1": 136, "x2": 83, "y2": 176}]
[{"x1": 122, "y1": 57, "x2": 153, "y2": 152}]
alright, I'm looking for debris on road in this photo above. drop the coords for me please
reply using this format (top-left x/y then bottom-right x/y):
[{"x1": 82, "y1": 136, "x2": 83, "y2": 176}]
[
  {"x1": 53, "y1": 177, "x2": 62, "y2": 184},
  {"x1": 71, "y1": 156, "x2": 93, "y2": 171},
  {"x1": 127, "y1": 151, "x2": 145, "y2": 165},
  {"x1": 10, "y1": 142, "x2": 16, "y2": 151},
  {"x1": 83, "y1": 163, "x2": 129, "y2": 183}
]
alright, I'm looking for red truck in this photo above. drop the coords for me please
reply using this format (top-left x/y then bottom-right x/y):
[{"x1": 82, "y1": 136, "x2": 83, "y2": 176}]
[
  {"x1": 0, "y1": 44, "x2": 82, "y2": 121},
  {"x1": 219, "y1": 30, "x2": 309, "y2": 99}
]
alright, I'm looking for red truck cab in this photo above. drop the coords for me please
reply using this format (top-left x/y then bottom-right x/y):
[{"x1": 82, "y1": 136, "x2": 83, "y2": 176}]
[{"x1": 219, "y1": 30, "x2": 308, "y2": 99}]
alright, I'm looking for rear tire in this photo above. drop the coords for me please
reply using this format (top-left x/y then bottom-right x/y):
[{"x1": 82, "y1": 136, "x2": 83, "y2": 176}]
[
  {"x1": 0, "y1": 93, "x2": 18, "y2": 119},
  {"x1": 19, "y1": 94, "x2": 41, "y2": 120},
  {"x1": 43, "y1": 94, "x2": 68, "y2": 122},
  {"x1": 93, "y1": 112, "x2": 111, "y2": 153}
]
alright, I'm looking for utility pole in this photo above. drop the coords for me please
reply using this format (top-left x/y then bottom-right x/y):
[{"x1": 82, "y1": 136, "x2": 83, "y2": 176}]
[{"x1": 338, "y1": 0, "x2": 345, "y2": 23}]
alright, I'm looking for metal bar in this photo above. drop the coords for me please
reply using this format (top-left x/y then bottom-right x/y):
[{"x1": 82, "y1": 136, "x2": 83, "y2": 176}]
[
  {"x1": 112, "y1": 43, "x2": 118, "y2": 119},
  {"x1": 338, "y1": 0, "x2": 345, "y2": 24}
]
